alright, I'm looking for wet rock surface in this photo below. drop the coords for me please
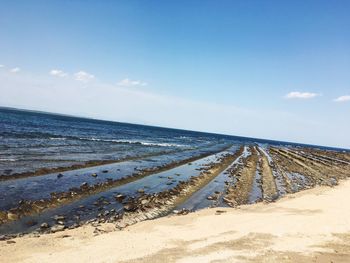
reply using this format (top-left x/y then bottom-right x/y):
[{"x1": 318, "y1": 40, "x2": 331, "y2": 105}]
[{"x1": 0, "y1": 144, "x2": 350, "y2": 239}]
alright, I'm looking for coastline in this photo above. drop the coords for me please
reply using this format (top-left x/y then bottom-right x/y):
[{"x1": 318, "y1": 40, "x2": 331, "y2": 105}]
[{"x1": 2, "y1": 178, "x2": 350, "y2": 262}]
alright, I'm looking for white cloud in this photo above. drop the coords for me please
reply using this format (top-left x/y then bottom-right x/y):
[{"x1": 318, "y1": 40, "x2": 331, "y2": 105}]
[
  {"x1": 0, "y1": 64, "x2": 4, "y2": 68},
  {"x1": 10, "y1": 67, "x2": 21, "y2": 73},
  {"x1": 74, "y1": 71, "x2": 95, "y2": 82},
  {"x1": 334, "y1": 95, "x2": 350, "y2": 103},
  {"x1": 285, "y1": 91, "x2": 319, "y2": 99},
  {"x1": 50, "y1": 69, "x2": 67, "y2": 77},
  {"x1": 1, "y1": 72, "x2": 349, "y2": 148},
  {"x1": 117, "y1": 78, "x2": 147, "y2": 87}
]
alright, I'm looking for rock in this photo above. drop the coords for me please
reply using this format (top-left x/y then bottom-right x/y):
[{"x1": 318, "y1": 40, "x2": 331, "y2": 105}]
[
  {"x1": 123, "y1": 203, "x2": 137, "y2": 212},
  {"x1": 68, "y1": 223, "x2": 79, "y2": 229},
  {"x1": 137, "y1": 189, "x2": 145, "y2": 194},
  {"x1": 223, "y1": 197, "x2": 231, "y2": 203},
  {"x1": 40, "y1": 222, "x2": 49, "y2": 229},
  {"x1": 80, "y1": 182, "x2": 89, "y2": 188},
  {"x1": 7, "y1": 212, "x2": 18, "y2": 221},
  {"x1": 207, "y1": 196, "x2": 214, "y2": 200},
  {"x1": 215, "y1": 210, "x2": 226, "y2": 215},
  {"x1": 141, "y1": 199, "x2": 149, "y2": 205},
  {"x1": 114, "y1": 194, "x2": 125, "y2": 202},
  {"x1": 102, "y1": 170, "x2": 108, "y2": 173},
  {"x1": 53, "y1": 215, "x2": 65, "y2": 221},
  {"x1": 57, "y1": 220, "x2": 65, "y2": 225},
  {"x1": 0, "y1": 235, "x2": 7, "y2": 241},
  {"x1": 51, "y1": 224, "x2": 65, "y2": 233},
  {"x1": 103, "y1": 210, "x2": 110, "y2": 216},
  {"x1": 179, "y1": 208, "x2": 190, "y2": 215},
  {"x1": 91, "y1": 173, "x2": 98, "y2": 178},
  {"x1": 57, "y1": 173, "x2": 64, "y2": 179},
  {"x1": 6, "y1": 240, "x2": 16, "y2": 244},
  {"x1": 0, "y1": 211, "x2": 7, "y2": 221},
  {"x1": 116, "y1": 222, "x2": 127, "y2": 230}
]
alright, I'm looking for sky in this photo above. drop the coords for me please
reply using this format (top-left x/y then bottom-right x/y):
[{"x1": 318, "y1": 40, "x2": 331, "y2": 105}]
[{"x1": 0, "y1": 0, "x2": 349, "y2": 148}]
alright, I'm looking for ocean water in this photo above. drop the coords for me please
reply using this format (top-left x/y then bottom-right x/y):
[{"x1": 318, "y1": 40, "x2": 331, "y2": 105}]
[
  {"x1": 0, "y1": 108, "x2": 230, "y2": 177},
  {"x1": 0, "y1": 107, "x2": 344, "y2": 178},
  {"x1": 1, "y1": 107, "x2": 349, "y2": 235}
]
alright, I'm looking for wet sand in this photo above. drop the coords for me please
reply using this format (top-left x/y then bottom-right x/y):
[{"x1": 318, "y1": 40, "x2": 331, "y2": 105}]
[{"x1": 1, "y1": 178, "x2": 350, "y2": 263}]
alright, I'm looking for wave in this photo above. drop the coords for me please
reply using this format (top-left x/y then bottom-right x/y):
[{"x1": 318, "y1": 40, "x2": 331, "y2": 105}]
[
  {"x1": 2, "y1": 131, "x2": 187, "y2": 148},
  {"x1": 0, "y1": 158, "x2": 17, "y2": 162},
  {"x1": 78, "y1": 137, "x2": 186, "y2": 147}
]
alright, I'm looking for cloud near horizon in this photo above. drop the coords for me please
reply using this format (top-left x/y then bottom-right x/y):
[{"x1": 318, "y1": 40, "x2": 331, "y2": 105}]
[
  {"x1": 117, "y1": 78, "x2": 147, "y2": 87},
  {"x1": 10, "y1": 67, "x2": 21, "y2": 73},
  {"x1": 74, "y1": 71, "x2": 95, "y2": 82},
  {"x1": 50, "y1": 69, "x2": 67, "y2": 77},
  {"x1": 0, "y1": 70, "x2": 349, "y2": 148},
  {"x1": 334, "y1": 95, "x2": 350, "y2": 102},
  {"x1": 285, "y1": 91, "x2": 319, "y2": 99}
]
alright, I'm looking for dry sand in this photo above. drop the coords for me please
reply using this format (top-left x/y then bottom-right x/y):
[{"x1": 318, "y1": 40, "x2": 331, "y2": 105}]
[{"x1": 1, "y1": 180, "x2": 350, "y2": 263}]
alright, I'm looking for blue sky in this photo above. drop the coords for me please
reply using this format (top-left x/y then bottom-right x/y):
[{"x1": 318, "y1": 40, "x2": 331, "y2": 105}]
[{"x1": 0, "y1": 0, "x2": 349, "y2": 148}]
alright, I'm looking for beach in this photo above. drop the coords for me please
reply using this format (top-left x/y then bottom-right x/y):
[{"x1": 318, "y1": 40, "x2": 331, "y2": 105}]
[
  {"x1": 1, "y1": 108, "x2": 350, "y2": 263},
  {"x1": 2, "y1": 179, "x2": 350, "y2": 263}
]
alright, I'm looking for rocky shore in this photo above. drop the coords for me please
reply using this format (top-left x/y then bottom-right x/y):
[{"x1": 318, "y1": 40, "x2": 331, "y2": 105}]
[
  {"x1": 0, "y1": 144, "x2": 350, "y2": 242},
  {"x1": 1, "y1": 178, "x2": 350, "y2": 263}
]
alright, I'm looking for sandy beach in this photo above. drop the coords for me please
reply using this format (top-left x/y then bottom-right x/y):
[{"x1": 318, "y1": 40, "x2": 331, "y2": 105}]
[{"x1": 1, "y1": 179, "x2": 350, "y2": 263}]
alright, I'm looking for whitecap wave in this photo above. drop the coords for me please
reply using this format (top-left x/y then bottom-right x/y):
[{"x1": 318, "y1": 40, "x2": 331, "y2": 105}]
[
  {"x1": 0, "y1": 158, "x2": 17, "y2": 162},
  {"x1": 49, "y1": 137, "x2": 67, "y2": 140},
  {"x1": 78, "y1": 137, "x2": 186, "y2": 147}
]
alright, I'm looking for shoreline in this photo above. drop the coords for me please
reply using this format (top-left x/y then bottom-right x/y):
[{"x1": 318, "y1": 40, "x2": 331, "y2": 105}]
[
  {"x1": 0, "y1": 145, "x2": 233, "y2": 227},
  {"x1": 1, "y1": 178, "x2": 350, "y2": 262}
]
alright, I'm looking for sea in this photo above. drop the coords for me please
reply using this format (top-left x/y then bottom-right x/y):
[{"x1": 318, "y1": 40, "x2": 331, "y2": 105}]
[{"x1": 0, "y1": 107, "x2": 345, "y2": 178}]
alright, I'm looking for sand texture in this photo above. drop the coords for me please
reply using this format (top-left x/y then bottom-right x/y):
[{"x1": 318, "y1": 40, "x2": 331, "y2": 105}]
[{"x1": 2, "y1": 178, "x2": 350, "y2": 263}]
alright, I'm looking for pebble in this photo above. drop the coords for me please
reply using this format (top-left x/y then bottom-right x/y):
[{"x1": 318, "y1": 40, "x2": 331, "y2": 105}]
[
  {"x1": 91, "y1": 173, "x2": 98, "y2": 177},
  {"x1": 141, "y1": 199, "x2": 149, "y2": 205},
  {"x1": 123, "y1": 203, "x2": 136, "y2": 212},
  {"x1": 215, "y1": 210, "x2": 226, "y2": 215},
  {"x1": 114, "y1": 194, "x2": 125, "y2": 201},
  {"x1": 53, "y1": 215, "x2": 65, "y2": 221},
  {"x1": 57, "y1": 173, "x2": 64, "y2": 179},
  {"x1": 51, "y1": 224, "x2": 65, "y2": 233},
  {"x1": 40, "y1": 222, "x2": 49, "y2": 229},
  {"x1": 7, "y1": 212, "x2": 18, "y2": 221}
]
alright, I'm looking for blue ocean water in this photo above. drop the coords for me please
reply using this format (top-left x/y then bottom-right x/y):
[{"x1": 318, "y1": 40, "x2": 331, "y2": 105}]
[{"x1": 0, "y1": 107, "x2": 344, "y2": 177}]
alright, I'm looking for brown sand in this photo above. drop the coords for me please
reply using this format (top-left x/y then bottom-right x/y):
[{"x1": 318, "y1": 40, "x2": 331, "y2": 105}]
[{"x1": 2, "y1": 180, "x2": 350, "y2": 263}]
